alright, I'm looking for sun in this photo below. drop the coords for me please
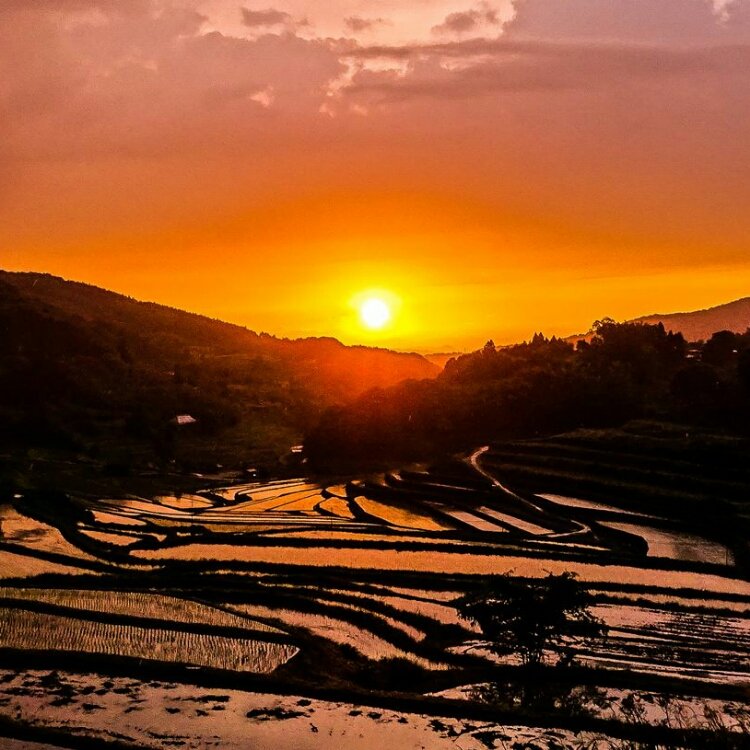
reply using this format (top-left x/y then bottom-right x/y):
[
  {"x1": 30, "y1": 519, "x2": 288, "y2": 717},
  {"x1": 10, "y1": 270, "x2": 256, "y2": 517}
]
[
  {"x1": 359, "y1": 296, "x2": 392, "y2": 330},
  {"x1": 348, "y1": 288, "x2": 401, "y2": 337}
]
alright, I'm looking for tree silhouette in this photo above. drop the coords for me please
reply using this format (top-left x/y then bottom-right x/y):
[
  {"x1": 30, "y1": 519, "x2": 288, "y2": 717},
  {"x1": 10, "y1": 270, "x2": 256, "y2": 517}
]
[
  {"x1": 455, "y1": 572, "x2": 607, "y2": 668},
  {"x1": 703, "y1": 330, "x2": 739, "y2": 367}
]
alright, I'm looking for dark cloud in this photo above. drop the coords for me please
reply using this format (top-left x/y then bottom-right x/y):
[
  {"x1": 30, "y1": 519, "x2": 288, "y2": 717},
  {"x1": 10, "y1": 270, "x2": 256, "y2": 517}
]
[
  {"x1": 344, "y1": 39, "x2": 750, "y2": 101},
  {"x1": 344, "y1": 16, "x2": 390, "y2": 33},
  {"x1": 432, "y1": 3, "x2": 500, "y2": 35},
  {"x1": 240, "y1": 7, "x2": 294, "y2": 27}
]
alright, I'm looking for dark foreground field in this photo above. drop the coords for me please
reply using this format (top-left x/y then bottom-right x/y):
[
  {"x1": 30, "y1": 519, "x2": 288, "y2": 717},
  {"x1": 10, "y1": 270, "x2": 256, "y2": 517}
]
[{"x1": 1, "y1": 423, "x2": 749, "y2": 749}]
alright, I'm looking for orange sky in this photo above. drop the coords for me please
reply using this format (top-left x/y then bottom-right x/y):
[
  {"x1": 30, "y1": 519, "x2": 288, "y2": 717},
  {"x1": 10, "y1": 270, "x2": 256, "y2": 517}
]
[{"x1": 3, "y1": 0, "x2": 750, "y2": 351}]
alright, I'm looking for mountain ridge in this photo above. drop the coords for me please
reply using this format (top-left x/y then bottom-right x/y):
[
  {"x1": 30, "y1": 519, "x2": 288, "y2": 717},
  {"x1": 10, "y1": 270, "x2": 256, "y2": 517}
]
[
  {"x1": 565, "y1": 295, "x2": 750, "y2": 344},
  {"x1": 631, "y1": 296, "x2": 750, "y2": 342},
  {"x1": 1, "y1": 271, "x2": 432, "y2": 360}
]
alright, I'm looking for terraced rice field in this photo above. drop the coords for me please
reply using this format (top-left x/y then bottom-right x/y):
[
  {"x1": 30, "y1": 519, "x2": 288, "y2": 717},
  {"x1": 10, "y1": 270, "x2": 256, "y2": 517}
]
[
  {"x1": 1, "y1": 433, "x2": 749, "y2": 748},
  {"x1": 0, "y1": 588, "x2": 283, "y2": 633},
  {"x1": 0, "y1": 607, "x2": 295, "y2": 673}
]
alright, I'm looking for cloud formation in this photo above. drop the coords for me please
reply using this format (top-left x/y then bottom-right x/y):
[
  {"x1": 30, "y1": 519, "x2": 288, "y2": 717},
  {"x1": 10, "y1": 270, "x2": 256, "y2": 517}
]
[
  {"x1": 3, "y1": 0, "x2": 750, "y2": 347},
  {"x1": 432, "y1": 2, "x2": 501, "y2": 34},
  {"x1": 503, "y1": 0, "x2": 750, "y2": 42},
  {"x1": 240, "y1": 5, "x2": 310, "y2": 31},
  {"x1": 344, "y1": 38, "x2": 750, "y2": 100},
  {"x1": 344, "y1": 16, "x2": 390, "y2": 33},
  {"x1": 240, "y1": 7, "x2": 294, "y2": 26}
]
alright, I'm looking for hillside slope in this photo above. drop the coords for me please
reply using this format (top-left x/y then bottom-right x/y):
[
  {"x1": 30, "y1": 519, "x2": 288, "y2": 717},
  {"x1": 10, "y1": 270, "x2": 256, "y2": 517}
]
[
  {"x1": 0, "y1": 271, "x2": 437, "y2": 473},
  {"x1": 632, "y1": 297, "x2": 750, "y2": 342}
]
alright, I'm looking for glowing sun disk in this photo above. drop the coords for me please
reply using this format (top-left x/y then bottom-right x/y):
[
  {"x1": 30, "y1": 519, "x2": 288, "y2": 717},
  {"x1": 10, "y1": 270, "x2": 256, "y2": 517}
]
[{"x1": 360, "y1": 297, "x2": 391, "y2": 329}]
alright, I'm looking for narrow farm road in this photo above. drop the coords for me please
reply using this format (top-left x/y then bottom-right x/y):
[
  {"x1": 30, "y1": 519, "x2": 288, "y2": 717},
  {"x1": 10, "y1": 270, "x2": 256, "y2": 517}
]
[
  {"x1": 467, "y1": 446, "x2": 592, "y2": 540},
  {"x1": 467, "y1": 445, "x2": 523, "y2": 500}
]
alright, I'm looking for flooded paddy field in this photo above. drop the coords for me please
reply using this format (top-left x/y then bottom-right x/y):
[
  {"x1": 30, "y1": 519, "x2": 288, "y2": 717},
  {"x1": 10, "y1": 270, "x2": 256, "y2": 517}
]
[
  {"x1": 3, "y1": 669, "x2": 695, "y2": 750},
  {"x1": 1, "y1": 443, "x2": 749, "y2": 748}
]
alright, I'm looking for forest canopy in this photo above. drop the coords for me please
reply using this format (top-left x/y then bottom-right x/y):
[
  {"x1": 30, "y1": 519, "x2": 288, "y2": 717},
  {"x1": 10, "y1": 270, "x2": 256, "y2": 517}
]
[{"x1": 305, "y1": 321, "x2": 750, "y2": 470}]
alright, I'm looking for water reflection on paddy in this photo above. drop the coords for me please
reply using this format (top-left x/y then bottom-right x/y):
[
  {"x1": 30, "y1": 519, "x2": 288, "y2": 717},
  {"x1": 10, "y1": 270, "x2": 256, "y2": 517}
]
[
  {"x1": 134, "y1": 545, "x2": 750, "y2": 596},
  {"x1": 599, "y1": 521, "x2": 734, "y2": 565}
]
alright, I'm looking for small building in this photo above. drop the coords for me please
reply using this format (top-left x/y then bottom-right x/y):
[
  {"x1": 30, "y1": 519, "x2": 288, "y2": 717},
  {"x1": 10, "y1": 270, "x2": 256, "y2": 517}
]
[{"x1": 172, "y1": 414, "x2": 198, "y2": 426}]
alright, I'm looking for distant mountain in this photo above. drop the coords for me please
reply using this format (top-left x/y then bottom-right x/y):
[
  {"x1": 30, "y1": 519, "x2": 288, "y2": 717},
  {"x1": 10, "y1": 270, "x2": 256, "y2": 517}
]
[
  {"x1": 424, "y1": 352, "x2": 465, "y2": 369},
  {"x1": 0, "y1": 271, "x2": 437, "y2": 471},
  {"x1": 632, "y1": 297, "x2": 750, "y2": 342},
  {"x1": 565, "y1": 297, "x2": 750, "y2": 345}
]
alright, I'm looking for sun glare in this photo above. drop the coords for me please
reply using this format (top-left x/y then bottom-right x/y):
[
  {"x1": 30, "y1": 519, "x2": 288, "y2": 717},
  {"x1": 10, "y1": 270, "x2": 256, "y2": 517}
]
[{"x1": 359, "y1": 297, "x2": 391, "y2": 330}]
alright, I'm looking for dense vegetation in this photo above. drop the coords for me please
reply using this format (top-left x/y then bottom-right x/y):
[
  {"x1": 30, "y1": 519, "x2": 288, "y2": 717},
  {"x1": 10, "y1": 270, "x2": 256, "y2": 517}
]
[
  {"x1": 306, "y1": 320, "x2": 750, "y2": 469},
  {"x1": 0, "y1": 272, "x2": 436, "y2": 479}
]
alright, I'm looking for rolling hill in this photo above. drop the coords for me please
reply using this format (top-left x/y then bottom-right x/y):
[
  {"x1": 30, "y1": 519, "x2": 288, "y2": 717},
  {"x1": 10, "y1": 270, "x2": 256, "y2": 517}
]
[{"x1": 0, "y1": 271, "x2": 437, "y2": 474}]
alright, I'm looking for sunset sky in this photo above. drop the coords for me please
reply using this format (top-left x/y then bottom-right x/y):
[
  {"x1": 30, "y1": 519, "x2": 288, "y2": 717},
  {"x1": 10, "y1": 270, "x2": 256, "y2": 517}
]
[{"x1": 3, "y1": 0, "x2": 750, "y2": 351}]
